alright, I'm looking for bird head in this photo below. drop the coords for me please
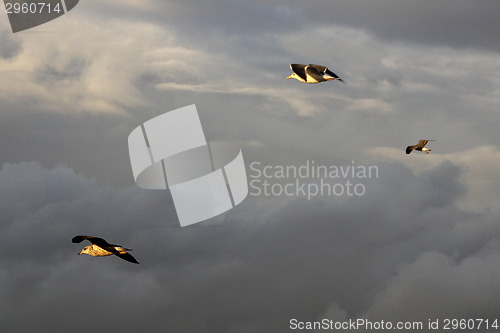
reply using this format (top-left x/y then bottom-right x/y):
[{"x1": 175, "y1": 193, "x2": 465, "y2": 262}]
[
  {"x1": 286, "y1": 73, "x2": 298, "y2": 80},
  {"x1": 78, "y1": 246, "x2": 91, "y2": 255}
]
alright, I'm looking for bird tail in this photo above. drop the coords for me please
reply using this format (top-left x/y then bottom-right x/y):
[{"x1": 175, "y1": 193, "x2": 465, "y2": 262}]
[
  {"x1": 326, "y1": 76, "x2": 345, "y2": 83},
  {"x1": 114, "y1": 246, "x2": 133, "y2": 252}
]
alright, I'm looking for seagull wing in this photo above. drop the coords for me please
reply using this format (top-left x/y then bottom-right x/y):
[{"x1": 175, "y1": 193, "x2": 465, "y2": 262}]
[
  {"x1": 308, "y1": 64, "x2": 328, "y2": 73},
  {"x1": 304, "y1": 65, "x2": 325, "y2": 81},
  {"x1": 115, "y1": 252, "x2": 140, "y2": 264},
  {"x1": 406, "y1": 145, "x2": 416, "y2": 154},
  {"x1": 290, "y1": 64, "x2": 308, "y2": 81},
  {"x1": 72, "y1": 235, "x2": 110, "y2": 246},
  {"x1": 72, "y1": 235, "x2": 117, "y2": 251},
  {"x1": 72, "y1": 235, "x2": 88, "y2": 243},
  {"x1": 325, "y1": 69, "x2": 344, "y2": 83},
  {"x1": 417, "y1": 140, "x2": 429, "y2": 148},
  {"x1": 417, "y1": 140, "x2": 436, "y2": 148},
  {"x1": 308, "y1": 64, "x2": 344, "y2": 83}
]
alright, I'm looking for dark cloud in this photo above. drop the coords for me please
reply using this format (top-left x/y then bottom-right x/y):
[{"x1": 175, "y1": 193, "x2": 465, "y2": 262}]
[
  {"x1": 294, "y1": 0, "x2": 500, "y2": 51},
  {"x1": 0, "y1": 110, "x2": 132, "y2": 186},
  {"x1": 105, "y1": 0, "x2": 500, "y2": 51},
  {"x1": 101, "y1": 0, "x2": 500, "y2": 52},
  {"x1": 0, "y1": 159, "x2": 497, "y2": 332}
]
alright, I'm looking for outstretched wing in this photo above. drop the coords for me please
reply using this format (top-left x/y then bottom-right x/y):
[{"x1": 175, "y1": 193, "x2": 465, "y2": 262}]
[
  {"x1": 308, "y1": 64, "x2": 328, "y2": 73},
  {"x1": 115, "y1": 252, "x2": 140, "y2": 264},
  {"x1": 326, "y1": 69, "x2": 344, "y2": 82},
  {"x1": 290, "y1": 64, "x2": 307, "y2": 81},
  {"x1": 406, "y1": 145, "x2": 416, "y2": 154},
  {"x1": 308, "y1": 64, "x2": 345, "y2": 83},
  {"x1": 305, "y1": 65, "x2": 325, "y2": 81},
  {"x1": 417, "y1": 140, "x2": 435, "y2": 148},
  {"x1": 417, "y1": 140, "x2": 429, "y2": 148},
  {"x1": 72, "y1": 235, "x2": 114, "y2": 249}
]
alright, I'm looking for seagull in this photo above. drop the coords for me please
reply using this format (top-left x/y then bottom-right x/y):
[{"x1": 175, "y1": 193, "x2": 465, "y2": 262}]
[
  {"x1": 72, "y1": 235, "x2": 139, "y2": 264},
  {"x1": 286, "y1": 64, "x2": 345, "y2": 84},
  {"x1": 406, "y1": 140, "x2": 436, "y2": 154}
]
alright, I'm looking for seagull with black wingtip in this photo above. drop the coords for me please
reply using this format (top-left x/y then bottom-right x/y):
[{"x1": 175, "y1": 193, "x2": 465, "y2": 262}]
[
  {"x1": 286, "y1": 64, "x2": 345, "y2": 84},
  {"x1": 406, "y1": 140, "x2": 436, "y2": 155},
  {"x1": 72, "y1": 235, "x2": 139, "y2": 264}
]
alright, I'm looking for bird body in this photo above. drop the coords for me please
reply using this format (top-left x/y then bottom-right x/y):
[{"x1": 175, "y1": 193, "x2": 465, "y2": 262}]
[
  {"x1": 406, "y1": 140, "x2": 435, "y2": 154},
  {"x1": 287, "y1": 64, "x2": 344, "y2": 84},
  {"x1": 79, "y1": 244, "x2": 131, "y2": 257},
  {"x1": 72, "y1": 235, "x2": 139, "y2": 264}
]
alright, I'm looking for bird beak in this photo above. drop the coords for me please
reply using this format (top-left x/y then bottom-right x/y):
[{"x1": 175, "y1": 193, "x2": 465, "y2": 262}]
[
  {"x1": 78, "y1": 251, "x2": 82, "y2": 255},
  {"x1": 286, "y1": 76, "x2": 291, "y2": 79}
]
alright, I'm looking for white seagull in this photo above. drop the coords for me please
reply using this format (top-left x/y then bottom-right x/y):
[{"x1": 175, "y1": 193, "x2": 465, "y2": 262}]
[
  {"x1": 406, "y1": 140, "x2": 436, "y2": 155},
  {"x1": 72, "y1": 235, "x2": 139, "y2": 264},
  {"x1": 286, "y1": 64, "x2": 344, "y2": 84}
]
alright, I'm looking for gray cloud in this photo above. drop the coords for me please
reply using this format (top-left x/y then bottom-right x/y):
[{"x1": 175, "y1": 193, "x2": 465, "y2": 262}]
[
  {"x1": 294, "y1": 0, "x2": 500, "y2": 52},
  {"x1": 0, "y1": 158, "x2": 496, "y2": 332},
  {"x1": 0, "y1": 32, "x2": 20, "y2": 59}
]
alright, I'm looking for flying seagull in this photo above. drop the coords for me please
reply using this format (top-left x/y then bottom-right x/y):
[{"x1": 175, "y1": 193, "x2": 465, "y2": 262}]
[
  {"x1": 72, "y1": 235, "x2": 139, "y2": 264},
  {"x1": 286, "y1": 64, "x2": 345, "y2": 84},
  {"x1": 406, "y1": 140, "x2": 436, "y2": 154}
]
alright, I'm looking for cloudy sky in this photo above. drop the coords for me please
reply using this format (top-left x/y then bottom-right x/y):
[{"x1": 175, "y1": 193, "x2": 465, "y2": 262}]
[{"x1": 2, "y1": 0, "x2": 500, "y2": 331}]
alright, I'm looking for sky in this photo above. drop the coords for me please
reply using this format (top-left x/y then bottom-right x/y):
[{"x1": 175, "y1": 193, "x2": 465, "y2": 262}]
[{"x1": 1, "y1": 0, "x2": 500, "y2": 332}]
